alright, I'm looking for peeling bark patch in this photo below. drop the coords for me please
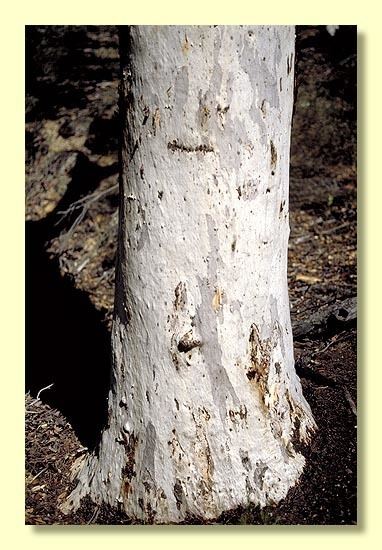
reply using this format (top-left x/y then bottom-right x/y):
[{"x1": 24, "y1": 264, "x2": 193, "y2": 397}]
[
  {"x1": 245, "y1": 318, "x2": 316, "y2": 454},
  {"x1": 292, "y1": 415, "x2": 301, "y2": 444},
  {"x1": 196, "y1": 276, "x2": 238, "y2": 422},
  {"x1": 246, "y1": 369, "x2": 256, "y2": 381},
  {"x1": 247, "y1": 323, "x2": 272, "y2": 385},
  {"x1": 136, "y1": 492, "x2": 159, "y2": 522},
  {"x1": 171, "y1": 352, "x2": 180, "y2": 371},
  {"x1": 240, "y1": 36, "x2": 280, "y2": 113},
  {"x1": 199, "y1": 105, "x2": 211, "y2": 129},
  {"x1": 168, "y1": 428, "x2": 186, "y2": 460},
  {"x1": 167, "y1": 140, "x2": 214, "y2": 153},
  {"x1": 254, "y1": 461, "x2": 268, "y2": 491},
  {"x1": 286, "y1": 390, "x2": 314, "y2": 445},
  {"x1": 121, "y1": 433, "x2": 138, "y2": 496},
  {"x1": 216, "y1": 103, "x2": 229, "y2": 128},
  {"x1": 229, "y1": 405, "x2": 248, "y2": 424},
  {"x1": 238, "y1": 179, "x2": 258, "y2": 201},
  {"x1": 192, "y1": 409, "x2": 215, "y2": 491},
  {"x1": 145, "y1": 502, "x2": 156, "y2": 523},
  {"x1": 240, "y1": 449, "x2": 252, "y2": 471},
  {"x1": 270, "y1": 140, "x2": 277, "y2": 169},
  {"x1": 173, "y1": 479, "x2": 184, "y2": 510},
  {"x1": 195, "y1": 217, "x2": 239, "y2": 422},
  {"x1": 205, "y1": 442, "x2": 214, "y2": 478},
  {"x1": 212, "y1": 287, "x2": 223, "y2": 311},
  {"x1": 174, "y1": 281, "x2": 187, "y2": 310},
  {"x1": 197, "y1": 279, "x2": 238, "y2": 421},
  {"x1": 181, "y1": 34, "x2": 191, "y2": 56},
  {"x1": 217, "y1": 104, "x2": 229, "y2": 114},
  {"x1": 246, "y1": 321, "x2": 285, "y2": 416}
]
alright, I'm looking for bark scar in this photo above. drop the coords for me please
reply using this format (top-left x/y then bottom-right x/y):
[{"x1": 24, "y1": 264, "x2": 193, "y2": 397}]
[
  {"x1": 177, "y1": 330, "x2": 201, "y2": 353},
  {"x1": 270, "y1": 140, "x2": 277, "y2": 169},
  {"x1": 174, "y1": 281, "x2": 187, "y2": 310},
  {"x1": 168, "y1": 139, "x2": 214, "y2": 153}
]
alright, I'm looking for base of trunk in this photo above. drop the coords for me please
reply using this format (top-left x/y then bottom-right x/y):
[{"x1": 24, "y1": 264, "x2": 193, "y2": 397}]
[{"x1": 62, "y1": 379, "x2": 315, "y2": 524}]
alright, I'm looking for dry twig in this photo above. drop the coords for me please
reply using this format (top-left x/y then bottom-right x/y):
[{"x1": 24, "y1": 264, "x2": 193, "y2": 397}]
[{"x1": 56, "y1": 183, "x2": 118, "y2": 250}]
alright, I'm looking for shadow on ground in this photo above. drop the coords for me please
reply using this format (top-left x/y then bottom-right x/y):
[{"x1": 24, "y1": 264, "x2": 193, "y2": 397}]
[{"x1": 25, "y1": 156, "x2": 118, "y2": 449}]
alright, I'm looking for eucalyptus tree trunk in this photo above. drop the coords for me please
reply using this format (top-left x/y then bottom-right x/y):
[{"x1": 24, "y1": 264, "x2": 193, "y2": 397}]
[{"x1": 64, "y1": 25, "x2": 316, "y2": 524}]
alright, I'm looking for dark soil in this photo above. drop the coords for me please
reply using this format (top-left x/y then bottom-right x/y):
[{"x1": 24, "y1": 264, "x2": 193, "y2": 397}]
[{"x1": 25, "y1": 25, "x2": 357, "y2": 525}]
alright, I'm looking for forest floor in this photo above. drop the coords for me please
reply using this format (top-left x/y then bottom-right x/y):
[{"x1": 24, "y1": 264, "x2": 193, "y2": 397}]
[{"x1": 25, "y1": 26, "x2": 357, "y2": 525}]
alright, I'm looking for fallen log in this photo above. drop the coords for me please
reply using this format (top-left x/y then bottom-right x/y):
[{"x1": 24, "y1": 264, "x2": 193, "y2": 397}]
[{"x1": 292, "y1": 296, "x2": 356, "y2": 340}]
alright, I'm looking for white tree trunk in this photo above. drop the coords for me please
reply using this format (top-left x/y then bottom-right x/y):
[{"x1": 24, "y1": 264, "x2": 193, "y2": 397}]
[{"x1": 65, "y1": 25, "x2": 316, "y2": 524}]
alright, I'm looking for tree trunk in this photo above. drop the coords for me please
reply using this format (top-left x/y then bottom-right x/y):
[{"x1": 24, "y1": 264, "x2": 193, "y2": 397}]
[{"x1": 64, "y1": 25, "x2": 316, "y2": 524}]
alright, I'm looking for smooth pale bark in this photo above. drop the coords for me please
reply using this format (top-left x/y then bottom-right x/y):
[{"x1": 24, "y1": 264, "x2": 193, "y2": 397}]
[{"x1": 64, "y1": 25, "x2": 316, "y2": 524}]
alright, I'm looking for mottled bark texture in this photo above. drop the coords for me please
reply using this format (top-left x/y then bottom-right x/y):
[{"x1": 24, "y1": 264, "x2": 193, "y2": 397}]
[{"x1": 64, "y1": 25, "x2": 316, "y2": 524}]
